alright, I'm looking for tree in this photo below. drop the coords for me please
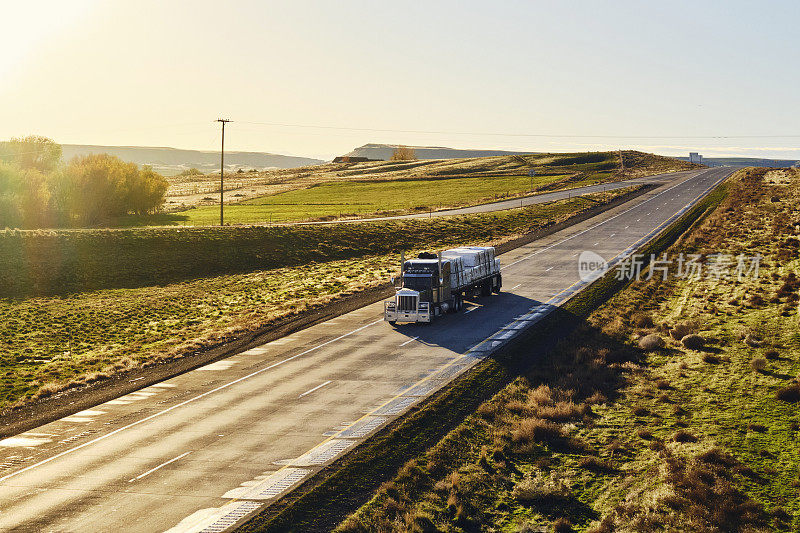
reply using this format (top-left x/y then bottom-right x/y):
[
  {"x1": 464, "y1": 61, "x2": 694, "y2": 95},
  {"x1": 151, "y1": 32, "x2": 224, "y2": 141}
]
[
  {"x1": 0, "y1": 135, "x2": 62, "y2": 174},
  {"x1": 0, "y1": 162, "x2": 51, "y2": 228},
  {"x1": 58, "y1": 154, "x2": 169, "y2": 224},
  {"x1": 390, "y1": 145, "x2": 417, "y2": 161},
  {"x1": 132, "y1": 166, "x2": 169, "y2": 215}
]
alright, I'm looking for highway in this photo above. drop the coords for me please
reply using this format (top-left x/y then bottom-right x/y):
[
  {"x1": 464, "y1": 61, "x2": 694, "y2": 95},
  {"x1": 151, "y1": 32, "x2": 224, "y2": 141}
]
[{"x1": 0, "y1": 167, "x2": 733, "y2": 532}]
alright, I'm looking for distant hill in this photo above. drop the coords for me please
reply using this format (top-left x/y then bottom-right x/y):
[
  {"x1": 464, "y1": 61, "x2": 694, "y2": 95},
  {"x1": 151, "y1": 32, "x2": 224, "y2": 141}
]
[
  {"x1": 676, "y1": 156, "x2": 799, "y2": 168},
  {"x1": 342, "y1": 143, "x2": 536, "y2": 161},
  {"x1": 60, "y1": 144, "x2": 324, "y2": 175}
]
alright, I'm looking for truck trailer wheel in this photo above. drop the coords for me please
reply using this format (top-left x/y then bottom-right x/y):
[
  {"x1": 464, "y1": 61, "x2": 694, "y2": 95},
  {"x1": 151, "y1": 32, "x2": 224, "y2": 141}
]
[
  {"x1": 492, "y1": 275, "x2": 502, "y2": 294},
  {"x1": 480, "y1": 281, "x2": 491, "y2": 297}
]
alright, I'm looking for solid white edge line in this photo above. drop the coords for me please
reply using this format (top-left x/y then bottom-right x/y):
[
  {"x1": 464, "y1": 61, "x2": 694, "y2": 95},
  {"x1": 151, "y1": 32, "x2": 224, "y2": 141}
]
[{"x1": 128, "y1": 451, "x2": 191, "y2": 483}]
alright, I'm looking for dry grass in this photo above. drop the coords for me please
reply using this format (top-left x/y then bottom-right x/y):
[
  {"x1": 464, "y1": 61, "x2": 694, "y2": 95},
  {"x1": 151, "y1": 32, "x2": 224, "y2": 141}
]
[
  {"x1": 336, "y1": 168, "x2": 800, "y2": 533},
  {"x1": 512, "y1": 473, "x2": 571, "y2": 503}
]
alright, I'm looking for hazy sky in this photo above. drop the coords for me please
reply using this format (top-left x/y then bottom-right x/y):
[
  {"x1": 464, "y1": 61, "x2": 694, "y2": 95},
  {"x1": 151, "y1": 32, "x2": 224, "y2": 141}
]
[{"x1": 2, "y1": 0, "x2": 798, "y2": 160}]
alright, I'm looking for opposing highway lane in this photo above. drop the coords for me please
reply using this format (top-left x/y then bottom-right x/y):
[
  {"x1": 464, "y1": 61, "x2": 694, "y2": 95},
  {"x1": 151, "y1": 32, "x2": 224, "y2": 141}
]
[{"x1": 0, "y1": 167, "x2": 733, "y2": 532}]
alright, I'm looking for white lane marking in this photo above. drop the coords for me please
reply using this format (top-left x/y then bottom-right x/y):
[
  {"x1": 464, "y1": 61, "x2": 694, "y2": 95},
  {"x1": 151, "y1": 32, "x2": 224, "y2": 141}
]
[
  {"x1": 624, "y1": 225, "x2": 629, "y2": 229},
  {"x1": 464, "y1": 307, "x2": 478, "y2": 314},
  {"x1": 510, "y1": 283, "x2": 522, "y2": 290},
  {"x1": 545, "y1": 266, "x2": 554, "y2": 272},
  {"x1": 299, "y1": 380, "x2": 333, "y2": 398},
  {"x1": 609, "y1": 233, "x2": 615, "y2": 237},
  {"x1": 0, "y1": 319, "x2": 383, "y2": 484},
  {"x1": 399, "y1": 336, "x2": 420, "y2": 347},
  {"x1": 0, "y1": 436, "x2": 52, "y2": 448},
  {"x1": 593, "y1": 242, "x2": 599, "y2": 246},
  {"x1": 198, "y1": 361, "x2": 236, "y2": 371},
  {"x1": 128, "y1": 451, "x2": 191, "y2": 483},
  {"x1": 501, "y1": 169, "x2": 714, "y2": 270},
  {"x1": 636, "y1": 218, "x2": 641, "y2": 222}
]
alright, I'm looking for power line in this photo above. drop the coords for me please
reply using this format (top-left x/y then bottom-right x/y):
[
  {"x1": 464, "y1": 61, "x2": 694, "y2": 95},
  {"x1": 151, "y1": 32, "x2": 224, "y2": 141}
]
[{"x1": 237, "y1": 121, "x2": 800, "y2": 140}]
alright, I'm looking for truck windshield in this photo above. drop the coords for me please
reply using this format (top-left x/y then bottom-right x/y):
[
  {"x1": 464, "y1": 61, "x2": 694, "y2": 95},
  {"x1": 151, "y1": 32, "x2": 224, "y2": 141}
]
[{"x1": 403, "y1": 275, "x2": 432, "y2": 291}]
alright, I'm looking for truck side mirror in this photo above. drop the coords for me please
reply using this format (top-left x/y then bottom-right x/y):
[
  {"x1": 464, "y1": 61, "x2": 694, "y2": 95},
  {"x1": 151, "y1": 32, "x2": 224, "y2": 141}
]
[{"x1": 391, "y1": 276, "x2": 396, "y2": 285}]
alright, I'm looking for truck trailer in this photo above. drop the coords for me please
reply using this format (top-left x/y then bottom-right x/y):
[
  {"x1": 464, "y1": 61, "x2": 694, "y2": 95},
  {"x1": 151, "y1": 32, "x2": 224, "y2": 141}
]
[{"x1": 384, "y1": 246, "x2": 502, "y2": 324}]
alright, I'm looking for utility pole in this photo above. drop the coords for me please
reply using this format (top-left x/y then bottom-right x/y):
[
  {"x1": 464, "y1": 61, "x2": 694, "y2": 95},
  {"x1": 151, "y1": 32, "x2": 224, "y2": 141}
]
[{"x1": 216, "y1": 118, "x2": 232, "y2": 226}]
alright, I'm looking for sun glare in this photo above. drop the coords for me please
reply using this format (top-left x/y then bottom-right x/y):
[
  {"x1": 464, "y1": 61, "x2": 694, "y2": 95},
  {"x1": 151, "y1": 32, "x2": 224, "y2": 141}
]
[{"x1": 0, "y1": 1, "x2": 97, "y2": 79}]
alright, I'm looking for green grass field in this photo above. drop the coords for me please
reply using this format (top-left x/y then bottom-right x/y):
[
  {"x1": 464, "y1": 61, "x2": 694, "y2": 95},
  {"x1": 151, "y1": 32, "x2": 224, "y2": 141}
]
[
  {"x1": 174, "y1": 173, "x2": 585, "y2": 225},
  {"x1": 154, "y1": 150, "x2": 696, "y2": 226},
  {"x1": 337, "y1": 168, "x2": 800, "y2": 532}
]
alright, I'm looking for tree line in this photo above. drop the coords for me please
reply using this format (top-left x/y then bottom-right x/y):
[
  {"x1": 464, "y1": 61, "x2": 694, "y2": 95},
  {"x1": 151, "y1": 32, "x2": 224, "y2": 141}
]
[{"x1": 0, "y1": 136, "x2": 168, "y2": 228}]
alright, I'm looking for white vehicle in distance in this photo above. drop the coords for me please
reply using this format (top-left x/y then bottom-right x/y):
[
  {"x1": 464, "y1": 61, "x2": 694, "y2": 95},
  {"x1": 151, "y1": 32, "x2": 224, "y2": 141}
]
[{"x1": 384, "y1": 246, "x2": 502, "y2": 324}]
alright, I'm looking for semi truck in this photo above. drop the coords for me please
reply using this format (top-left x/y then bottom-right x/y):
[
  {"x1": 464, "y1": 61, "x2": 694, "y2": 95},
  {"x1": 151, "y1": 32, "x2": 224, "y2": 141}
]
[{"x1": 384, "y1": 246, "x2": 502, "y2": 324}]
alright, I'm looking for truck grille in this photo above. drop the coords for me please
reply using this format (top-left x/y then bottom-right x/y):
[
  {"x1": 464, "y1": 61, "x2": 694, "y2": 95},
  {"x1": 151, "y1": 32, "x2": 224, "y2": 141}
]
[{"x1": 398, "y1": 295, "x2": 417, "y2": 312}]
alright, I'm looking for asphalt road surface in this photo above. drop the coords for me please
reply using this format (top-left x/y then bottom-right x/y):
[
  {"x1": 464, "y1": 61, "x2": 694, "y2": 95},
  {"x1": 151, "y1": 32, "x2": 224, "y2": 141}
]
[{"x1": 0, "y1": 167, "x2": 733, "y2": 532}]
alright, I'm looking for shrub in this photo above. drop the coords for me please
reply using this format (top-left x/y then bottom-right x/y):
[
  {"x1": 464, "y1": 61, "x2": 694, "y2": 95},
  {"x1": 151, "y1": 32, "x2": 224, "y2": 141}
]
[
  {"x1": 633, "y1": 405, "x2": 649, "y2": 417},
  {"x1": 527, "y1": 384, "x2": 554, "y2": 406},
  {"x1": 512, "y1": 419, "x2": 565, "y2": 448},
  {"x1": 390, "y1": 146, "x2": 417, "y2": 161},
  {"x1": 703, "y1": 353, "x2": 721, "y2": 364},
  {"x1": 632, "y1": 313, "x2": 654, "y2": 328},
  {"x1": 750, "y1": 357, "x2": 767, "y2": 373},
  {"x1": 681, "y1": 334, "x2": 705, "y2": 350},
  {"x1": 655, "y1": 379, "x2": 671, "y2": 390},
  {"x1": 764, "y1": 349, "x2": 779, "y2": 360},
  {"x1": 696, "y1": 447, "x2": 737, "y2": 468},
  {"x1": 673, "y1": 429, "x2": 698, "y2": 443},
  {"x1": 744, "y1": 334, "x2": 763, "y2": 347},
  {"x1": 552, "y1": 518, "x2": 574, "y2": 533},
  {"x1": 636, "y1": 428, "x2": 653, "y2": 440},
  {"x1": 776, "y1": 383, "x2": 800, "y2": 403},
  {"x1": 670, "y1": 322, "x2": 696, "y2": 340},
  {"x1": 639, "y1": 334, "x2": 664, "y2": 350}
]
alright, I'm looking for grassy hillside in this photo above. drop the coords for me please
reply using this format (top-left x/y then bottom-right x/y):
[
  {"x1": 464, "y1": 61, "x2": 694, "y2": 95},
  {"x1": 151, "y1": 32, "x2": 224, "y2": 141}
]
[
  {"x1": 160, "y1": 151, "x2": 698, "y2": 221},
  {"x1": 338, "y1": 168, "x2": 800, "y2": 532},
  {"x1": 60, "y1": 144, "x2": 324, "y2": 176}
]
